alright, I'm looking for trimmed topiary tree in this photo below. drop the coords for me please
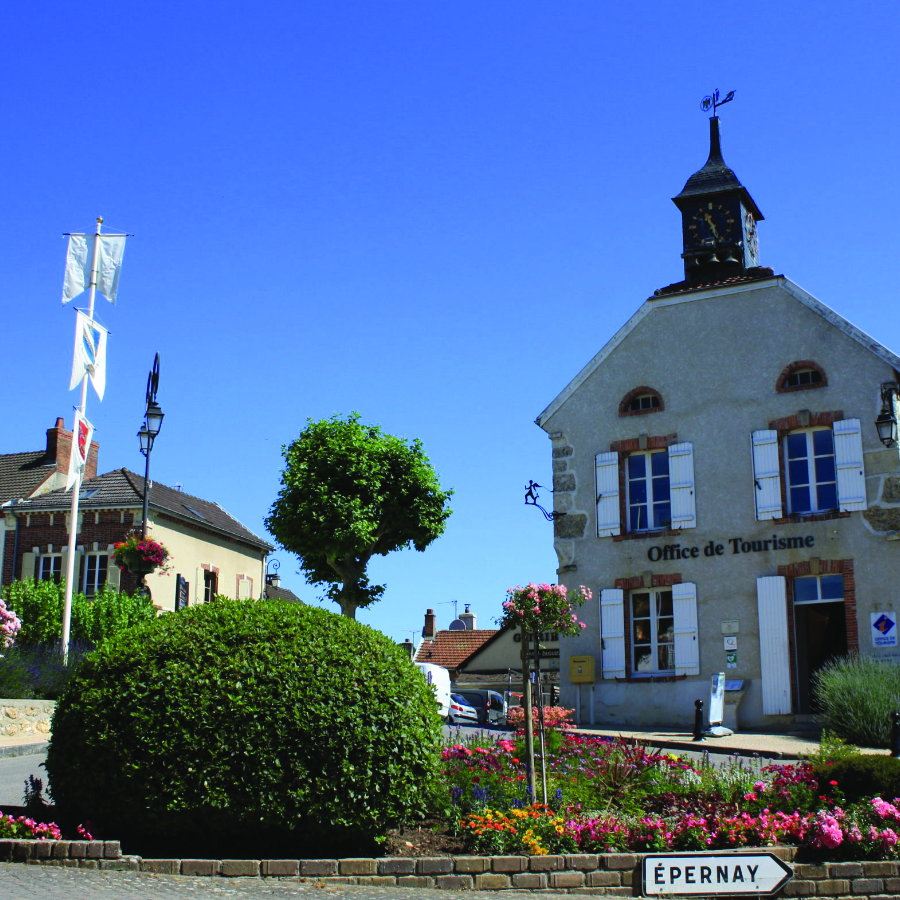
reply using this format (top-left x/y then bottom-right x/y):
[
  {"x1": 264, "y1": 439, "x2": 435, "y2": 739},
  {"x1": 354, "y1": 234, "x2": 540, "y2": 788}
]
[{"x1": 45, "y1": 599, "x2": 442, "y2": 855}]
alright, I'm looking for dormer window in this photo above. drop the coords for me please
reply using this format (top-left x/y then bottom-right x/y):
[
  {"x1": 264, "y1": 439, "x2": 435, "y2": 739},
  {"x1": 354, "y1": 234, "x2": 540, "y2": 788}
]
[
  {"x1": 619, "y1": 387, "x2": 664, "y2": 417},
  {"x1": 777, "y1": 361, "x2": 827, "y2": 393}
]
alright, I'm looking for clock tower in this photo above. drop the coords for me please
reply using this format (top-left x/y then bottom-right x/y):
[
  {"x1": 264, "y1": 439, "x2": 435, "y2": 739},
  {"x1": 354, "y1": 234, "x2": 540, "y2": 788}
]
[{"x1": 673, "y1": 116, "x2": 763, "y2": 285}]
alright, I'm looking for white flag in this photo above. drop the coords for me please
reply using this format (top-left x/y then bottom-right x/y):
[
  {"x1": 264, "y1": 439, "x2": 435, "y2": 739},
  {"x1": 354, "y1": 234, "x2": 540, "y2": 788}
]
[
  {"x1": 62, "y1": 234, "x2": 127, "y2": 304},
  {"x1": 62, "y1": 234, "x2": 90, "y2": 304},
  {"x1": 66, "y1": 412, "x2": 94, "y2": 492},
  {"x1": 69, "y1": 311, "x2": 108, "y2": 401},
  {"x1": 96, "y1": 235, "x2": 126, "y2": 303}
]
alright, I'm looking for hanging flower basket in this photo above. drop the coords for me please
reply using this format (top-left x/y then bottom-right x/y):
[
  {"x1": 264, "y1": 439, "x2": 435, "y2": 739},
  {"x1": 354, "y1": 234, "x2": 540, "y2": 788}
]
[{"x1": 113, "y1": 535, "x2": 171, "y2": 575}]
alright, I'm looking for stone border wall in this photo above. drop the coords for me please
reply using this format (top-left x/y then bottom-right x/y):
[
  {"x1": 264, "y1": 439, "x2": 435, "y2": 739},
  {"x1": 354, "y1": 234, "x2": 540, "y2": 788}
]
[
  {"x1": 4, "y1": 841, "x2": 900, "y2": 896},
  {"x1": 0, "y1": 699, "x2": 54, "y2": 739}
]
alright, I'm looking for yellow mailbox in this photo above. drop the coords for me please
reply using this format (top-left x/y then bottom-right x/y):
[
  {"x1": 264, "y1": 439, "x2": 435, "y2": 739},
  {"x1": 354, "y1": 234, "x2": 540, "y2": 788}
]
[{"x1": 570, "y1": 655, "x2": 595, "y2": 684}]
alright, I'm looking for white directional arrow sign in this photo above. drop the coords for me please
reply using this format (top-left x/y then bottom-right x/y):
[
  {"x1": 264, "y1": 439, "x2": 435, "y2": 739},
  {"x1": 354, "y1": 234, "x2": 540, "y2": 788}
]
[{"x1": 642, "y1": 852, "x2": 793, "y2": 896}]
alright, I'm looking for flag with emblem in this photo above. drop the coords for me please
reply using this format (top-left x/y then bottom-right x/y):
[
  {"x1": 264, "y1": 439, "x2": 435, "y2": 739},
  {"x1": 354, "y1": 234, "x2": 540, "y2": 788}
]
[
  {"x1": 69, "y1": 310, "x2": 108, "y2": 400},
  {"x1": 66, "y1": 411, "x2": 94, "y2": 491}
]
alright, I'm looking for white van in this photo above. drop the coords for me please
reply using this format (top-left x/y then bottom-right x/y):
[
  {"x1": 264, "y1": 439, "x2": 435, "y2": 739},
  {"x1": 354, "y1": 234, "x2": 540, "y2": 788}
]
[{"x1": 414, "y1": 662, "x2": 451, "y2": 721}]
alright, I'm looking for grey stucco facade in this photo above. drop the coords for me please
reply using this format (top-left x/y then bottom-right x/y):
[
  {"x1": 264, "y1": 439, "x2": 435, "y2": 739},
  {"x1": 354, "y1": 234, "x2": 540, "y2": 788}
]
[{"x1": 537, "y1": 274, "x2": 900, "y2": 729}]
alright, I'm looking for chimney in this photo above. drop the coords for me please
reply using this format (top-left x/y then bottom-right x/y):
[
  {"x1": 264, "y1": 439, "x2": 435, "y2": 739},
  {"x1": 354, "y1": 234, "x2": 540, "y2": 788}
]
[
  {"x1": 47, "y1": 416, "x2": 99, "y2": 480},
  {"x1": 423, "y1": 608, "x2": 436, "y2": 639},
  {"x1": 399, "y1": 638, "x2": 415, "y2": 659},
  {"x1": 459, "y1": 603, "x2": 476, "y2": 630}
]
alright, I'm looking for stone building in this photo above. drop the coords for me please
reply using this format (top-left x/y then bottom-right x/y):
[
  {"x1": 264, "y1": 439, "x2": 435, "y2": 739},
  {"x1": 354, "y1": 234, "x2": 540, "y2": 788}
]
[{"x1": 536, "y1": 116, "x2": 900, "y2": 729}]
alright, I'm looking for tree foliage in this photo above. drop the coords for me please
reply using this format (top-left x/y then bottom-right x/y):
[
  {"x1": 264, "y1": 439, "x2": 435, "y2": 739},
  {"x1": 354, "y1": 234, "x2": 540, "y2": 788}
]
[
  {"x1": 45, "y1": 599, "x2": 442, "y2": 855},
  {"x1": 266, "y1": 414, "x2": 453, "y2": 617}
]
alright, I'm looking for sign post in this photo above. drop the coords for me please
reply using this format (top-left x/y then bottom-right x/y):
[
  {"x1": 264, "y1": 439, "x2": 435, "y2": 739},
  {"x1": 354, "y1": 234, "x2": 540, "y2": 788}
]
[{"x1": 642, "y1": 852, "x2": 792, "y2": 896}]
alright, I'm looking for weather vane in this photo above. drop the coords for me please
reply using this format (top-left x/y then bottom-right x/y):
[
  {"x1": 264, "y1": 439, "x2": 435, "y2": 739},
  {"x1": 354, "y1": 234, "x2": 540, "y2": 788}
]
[
  {"x1": 524, "y1": 480, "x2": 566, "y2": 522},
  {"x1": 701, "y1": 89, "x2": 735, "y2": 116}
]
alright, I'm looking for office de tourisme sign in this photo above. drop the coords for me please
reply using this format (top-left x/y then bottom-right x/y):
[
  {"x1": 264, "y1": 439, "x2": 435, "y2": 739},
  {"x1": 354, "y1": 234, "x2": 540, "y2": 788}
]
[
  {"x1": 642, "y1": 852, "x2": 792, "y2": 896},
  {"x1": 646, "y1": 535, "x2": 815, "y2": 562}
]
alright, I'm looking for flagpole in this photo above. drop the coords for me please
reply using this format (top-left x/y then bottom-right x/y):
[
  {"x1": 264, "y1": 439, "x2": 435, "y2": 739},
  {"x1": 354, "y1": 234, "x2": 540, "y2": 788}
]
[{"x1": 61, "y1": 216, "x2": 102, "y2": 664}]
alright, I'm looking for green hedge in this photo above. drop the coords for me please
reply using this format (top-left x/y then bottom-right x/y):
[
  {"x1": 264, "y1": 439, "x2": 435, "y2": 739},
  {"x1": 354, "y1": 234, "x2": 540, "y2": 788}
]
[
  {"x1": 813, "y1": 654, "x2": 900, "y2": 748},
  {"x1": 816, "y1": 755, "x2": 900, "y2": 804},
  {"x1": 2, "y1": 579, "x2": 155, "y2": 647},
  {"x1": 45, "y1": 599, "x2": 442, "y2": 855}
]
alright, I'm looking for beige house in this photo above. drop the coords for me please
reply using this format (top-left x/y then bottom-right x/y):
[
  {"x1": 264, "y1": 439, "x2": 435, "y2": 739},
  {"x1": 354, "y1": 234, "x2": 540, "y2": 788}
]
[
  {"x1": 537, "y1": 116, "x2": 900, "y2": 729},
  {"x1": 4, "y1": 462, "x2": 272, "y2": 610}
]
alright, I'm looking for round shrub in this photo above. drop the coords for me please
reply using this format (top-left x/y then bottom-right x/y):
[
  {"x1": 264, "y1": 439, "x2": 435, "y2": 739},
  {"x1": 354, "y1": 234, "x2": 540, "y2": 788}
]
[
  {"x1": 815, "y1": 755, "x2": 900, "y2": 804},
  {"x1": 45, "y1": 599, "x2": 442, "y2": 854},
  {"x1": 813, "y1": 654, "x2": 900, "y2": 748}
]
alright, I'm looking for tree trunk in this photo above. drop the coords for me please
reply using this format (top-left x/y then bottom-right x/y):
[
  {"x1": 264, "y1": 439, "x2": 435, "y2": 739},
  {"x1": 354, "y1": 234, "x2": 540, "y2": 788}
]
[
  {"x1": 521, "y1": 625, "x2": 536, "y2": 802},
  {"x1": 336, "y1": 591, "x2": 357, "y2": 619}
]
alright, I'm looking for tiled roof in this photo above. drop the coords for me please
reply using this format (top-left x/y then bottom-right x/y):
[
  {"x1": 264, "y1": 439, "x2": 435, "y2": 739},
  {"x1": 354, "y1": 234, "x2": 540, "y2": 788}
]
[
  {"x1": 653, "y1": 267, "x2": 775, "y2": 298},
  {"x1": 19, "y1": 468, "x2": 273, "y2": 551},
  {"x1": 414, "y1": 629, "x2": 498, "y2": 669},
  {"x1": 265, "y1": 583, "x2": 303, "y2": 603},
  {"x1": 0, "y1": 451, "x2": 56, "y2": 504}
]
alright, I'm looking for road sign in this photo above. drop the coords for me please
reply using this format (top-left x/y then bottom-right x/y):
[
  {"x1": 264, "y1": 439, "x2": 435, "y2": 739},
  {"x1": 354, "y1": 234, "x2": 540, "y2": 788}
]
[{"x1": 642, "y1": 852, "x2": 792, "y2": 896}]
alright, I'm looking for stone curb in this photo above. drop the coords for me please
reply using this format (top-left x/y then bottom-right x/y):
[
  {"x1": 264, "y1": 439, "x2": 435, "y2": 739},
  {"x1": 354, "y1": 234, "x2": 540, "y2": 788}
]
[
  {"x1": 0, "y1": 741, "x2": 50, "y2": 760},
  {"x1": 4, "y1": 840, "x2": 900, "y2": 896}
]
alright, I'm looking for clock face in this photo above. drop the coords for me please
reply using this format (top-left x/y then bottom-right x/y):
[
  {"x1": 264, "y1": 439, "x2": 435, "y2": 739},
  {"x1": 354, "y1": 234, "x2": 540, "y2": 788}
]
[
  {"x1": 743, "y1": 210, "x2": 759, "y2": 264},
  {"x1": 688, "y1": 202, "x2": 736, "y2": 247}
]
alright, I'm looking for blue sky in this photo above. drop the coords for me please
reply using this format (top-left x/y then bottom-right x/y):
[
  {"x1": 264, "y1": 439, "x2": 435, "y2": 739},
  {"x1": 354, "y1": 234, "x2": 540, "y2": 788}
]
[{"x1": 3, "y1": 2, "x2": 898, "y2": 643}]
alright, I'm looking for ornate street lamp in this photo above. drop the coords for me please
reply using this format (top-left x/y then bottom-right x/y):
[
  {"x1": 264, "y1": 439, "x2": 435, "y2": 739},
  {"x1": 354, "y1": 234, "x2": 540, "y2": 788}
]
[
  {"x1": 138, "y1": 354, "x2": 163, "y2": 540},
  {"x1": 876, "y1": 382, "x2": 899, "y2": 448}
]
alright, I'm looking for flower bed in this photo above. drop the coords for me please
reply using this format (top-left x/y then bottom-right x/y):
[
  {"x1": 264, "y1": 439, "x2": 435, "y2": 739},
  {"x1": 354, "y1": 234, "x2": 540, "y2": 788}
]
[{"x1": 441, "y1": 730, "x2": 900, "y2": 862}]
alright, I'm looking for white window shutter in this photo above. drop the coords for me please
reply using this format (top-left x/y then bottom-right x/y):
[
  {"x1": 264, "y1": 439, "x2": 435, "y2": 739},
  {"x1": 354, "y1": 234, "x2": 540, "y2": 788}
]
[
  {"x1": 238, "y1": 578, "x2": 252, "y2": 600},
  {"x1": 756, "y1": 576, "x2": 792, "y2": 714},
  {"x1": 106, "y1": 560, "x2": 121, "y2": 591},
  {"x1": 595, "y1": 452, "x2": 621, "y2": 537},
  {"x1": 672, "y1": 582, "x2": 700, "y2": 676},
  {"x1": 599, "y1": 588, "x2": 626, "y2": 678},
  {"x1": 21, "y1": 552, "x2": 36, "y2": 581},
  {"x1": 195, "y1": 567, "x2": 205, "y2": 605},
  {"x1": 668, "y1": 442, "x2": 697, "y2": 529},
  {"x1": 751, "y1": 430, "x2": 783, "y2": 520},
  {"x1": 833, "y1": 418, "x2": 867, "y2": 511}
]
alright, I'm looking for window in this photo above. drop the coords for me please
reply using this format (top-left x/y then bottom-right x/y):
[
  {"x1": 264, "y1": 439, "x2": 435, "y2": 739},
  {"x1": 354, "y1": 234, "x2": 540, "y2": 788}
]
[
  {"x1": 626, "y1": 451, "x2": 671, "y2": 531},
  {"x1": 751, "y1": 418, "x2": 866, "y2": 521},
  {"x1": 596, "y1": 442, "x2": 695, "y2": 537},
  {"x1": 39, "y1": 555, "x2": 63, "y2": 584},
  {"x1": 794, "y1": 574, "x2": 843, "y2": 604},
  {"x1": 599, "y1": 583, "x2": 699, "y2": 679},
  {"x1": 784, "y1": 369, "x2": 822, "y2": 389},
  {"x1": 631, "y1": 589, "x2": 675, "y2": 673},
  {"x1": 777, "y1": 361, "x2": 827, "y2": 393},
  {"x1": 627, "y1": 394, "x2": 660, "y2": 412},
  {"x1": 619, "y1": 387, "x2": 664, "y2": 417},
  {"x1": 82, "y1": 553, "x2": 108, "y2": 598},
  {"x1": 203, "y1": 569, "x2": 218, "y2": 603},
  {"x1": 785, "y1": 429, "x2": 838, "y2": 514}
]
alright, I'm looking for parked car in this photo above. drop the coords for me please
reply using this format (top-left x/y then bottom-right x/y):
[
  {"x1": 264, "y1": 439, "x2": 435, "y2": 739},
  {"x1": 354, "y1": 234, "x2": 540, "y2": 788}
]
[
  {"x1": 414, "y1": 663, "x2": 451, "y2": 720},
  {"x1": 448, "y1": 693, "x2": 479, "y2": 726},
  {"x1": 455, "y1": 689, "x2": 507, "y2": 726}
]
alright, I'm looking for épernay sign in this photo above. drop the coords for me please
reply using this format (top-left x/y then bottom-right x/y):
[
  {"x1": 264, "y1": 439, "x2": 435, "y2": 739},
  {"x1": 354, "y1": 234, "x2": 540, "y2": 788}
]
[{"x1": 642, "y1": 852, "x2": 792, "y2": 896}]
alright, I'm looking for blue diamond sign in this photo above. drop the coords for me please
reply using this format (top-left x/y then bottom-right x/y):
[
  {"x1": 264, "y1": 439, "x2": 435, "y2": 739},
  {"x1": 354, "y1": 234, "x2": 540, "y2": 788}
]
[{"x1": 872, "y1": 612, "x2": 898, "y2": 647}]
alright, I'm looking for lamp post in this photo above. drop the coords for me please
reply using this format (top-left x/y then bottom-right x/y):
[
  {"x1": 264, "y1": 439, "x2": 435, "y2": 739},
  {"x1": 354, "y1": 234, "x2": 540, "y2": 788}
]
[{"x1": 138, "y1": 356, "x2": 164, "y2": 541}]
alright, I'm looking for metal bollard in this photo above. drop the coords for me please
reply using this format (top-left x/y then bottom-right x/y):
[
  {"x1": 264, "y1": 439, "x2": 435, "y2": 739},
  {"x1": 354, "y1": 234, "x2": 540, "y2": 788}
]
[
  {"x1": 891, "y1": 712, "x2": 900, "y2": 758},
  {"x1": 693, "y1": 699, "x2": 705, "y2": 742}
]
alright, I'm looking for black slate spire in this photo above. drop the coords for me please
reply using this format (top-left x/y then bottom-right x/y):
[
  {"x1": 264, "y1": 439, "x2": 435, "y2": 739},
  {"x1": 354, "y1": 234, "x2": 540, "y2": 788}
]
[{"x1": 672, "y1": 117, "x2": 764, "y2": 285}]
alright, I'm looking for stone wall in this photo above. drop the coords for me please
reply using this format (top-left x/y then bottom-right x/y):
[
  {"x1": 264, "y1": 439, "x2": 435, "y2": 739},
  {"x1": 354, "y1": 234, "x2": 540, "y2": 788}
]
[
  {"x1": 0, "y1": 699, "x2": 54, "y2": 739},
  {"x1": 6, "y1": 842, "x2": 900, "y2": 896}
]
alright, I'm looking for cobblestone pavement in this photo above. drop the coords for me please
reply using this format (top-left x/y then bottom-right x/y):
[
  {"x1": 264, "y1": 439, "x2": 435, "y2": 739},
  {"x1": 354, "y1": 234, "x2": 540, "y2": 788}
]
[{"x1": 1, "y1": 864, "x2": 596, "y2": 899}]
